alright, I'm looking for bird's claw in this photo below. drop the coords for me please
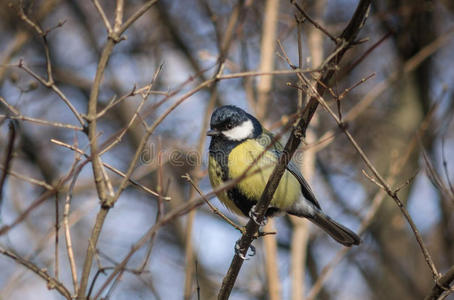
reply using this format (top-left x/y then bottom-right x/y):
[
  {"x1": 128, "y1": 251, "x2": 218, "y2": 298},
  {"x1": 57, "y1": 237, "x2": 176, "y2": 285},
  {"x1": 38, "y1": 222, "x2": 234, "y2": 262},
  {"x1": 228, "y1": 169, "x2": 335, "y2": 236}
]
[
  {"x1": 235, "y1": 240, "x2": 256, "y2": 260},
  {"x1": 249, "y1": 205, "x2": 267, "y2": 226}
]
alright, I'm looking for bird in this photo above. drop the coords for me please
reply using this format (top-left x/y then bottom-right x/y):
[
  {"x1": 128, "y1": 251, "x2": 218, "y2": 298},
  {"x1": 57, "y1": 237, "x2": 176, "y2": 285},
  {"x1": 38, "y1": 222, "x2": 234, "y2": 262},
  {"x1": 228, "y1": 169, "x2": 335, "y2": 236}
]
[{"x1": 207, "y1": 105, "x2": 361, "y2": 247}]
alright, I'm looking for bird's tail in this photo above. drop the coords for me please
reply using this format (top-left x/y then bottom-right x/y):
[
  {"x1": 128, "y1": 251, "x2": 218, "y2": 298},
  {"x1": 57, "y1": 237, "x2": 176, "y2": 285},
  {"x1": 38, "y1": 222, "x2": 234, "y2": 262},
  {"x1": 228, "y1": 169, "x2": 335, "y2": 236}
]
[{"x1": 309, "y1": 210, "x2": 361, "y2": 247}]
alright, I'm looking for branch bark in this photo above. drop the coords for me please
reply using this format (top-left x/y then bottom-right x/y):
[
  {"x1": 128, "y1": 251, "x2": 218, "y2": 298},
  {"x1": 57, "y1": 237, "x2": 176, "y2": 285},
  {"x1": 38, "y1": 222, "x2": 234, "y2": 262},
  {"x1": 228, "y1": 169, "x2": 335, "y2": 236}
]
[
  {"x1": 0, "y1": 247, "x2": 72, "y2": 299},
  {"x1": 424, "y1": 266, "x2": 454, "y2": 300}
]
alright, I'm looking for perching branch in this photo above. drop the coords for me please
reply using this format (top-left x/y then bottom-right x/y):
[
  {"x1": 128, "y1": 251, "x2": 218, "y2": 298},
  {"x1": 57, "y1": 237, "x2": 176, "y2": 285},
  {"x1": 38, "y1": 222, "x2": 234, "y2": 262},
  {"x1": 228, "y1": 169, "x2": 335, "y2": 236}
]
[{"x1": 424, "y1": 265, "x2": 454, "y2": 300}]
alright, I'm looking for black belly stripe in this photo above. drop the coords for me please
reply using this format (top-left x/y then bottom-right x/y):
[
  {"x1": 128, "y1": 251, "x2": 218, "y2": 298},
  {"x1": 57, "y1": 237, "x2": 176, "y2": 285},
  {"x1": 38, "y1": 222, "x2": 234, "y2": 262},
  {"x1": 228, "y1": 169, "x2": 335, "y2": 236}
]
[
  {"x1": 227, "y1": 188, "x2": 255, "y2": 217},
  {"x1": 227, "y1": 187, "x2": 281, "y2": 217}
]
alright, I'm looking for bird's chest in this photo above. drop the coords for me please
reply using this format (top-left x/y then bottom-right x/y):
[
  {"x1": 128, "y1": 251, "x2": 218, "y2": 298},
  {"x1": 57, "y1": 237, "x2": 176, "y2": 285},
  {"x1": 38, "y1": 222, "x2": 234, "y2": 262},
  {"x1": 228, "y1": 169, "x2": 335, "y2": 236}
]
[
  {"x1": 227, "y1": 140, "x2": 281, "y2": 202},
  {"x1": 228, "y1": 140, "x2": 300, "y2": 210}
]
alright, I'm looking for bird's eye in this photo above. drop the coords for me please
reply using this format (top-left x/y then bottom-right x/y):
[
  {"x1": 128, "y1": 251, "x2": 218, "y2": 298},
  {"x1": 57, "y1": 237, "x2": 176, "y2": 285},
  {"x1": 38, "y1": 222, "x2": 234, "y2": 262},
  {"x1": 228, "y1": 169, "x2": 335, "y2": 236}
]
[{"x1": 226, "y1": 123, "x2": 233, "y2": 129}]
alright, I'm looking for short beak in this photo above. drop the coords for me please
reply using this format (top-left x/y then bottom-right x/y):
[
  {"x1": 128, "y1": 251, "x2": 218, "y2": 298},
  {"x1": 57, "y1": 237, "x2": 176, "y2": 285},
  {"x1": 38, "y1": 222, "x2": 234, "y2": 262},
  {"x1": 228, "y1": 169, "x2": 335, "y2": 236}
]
[{"x1": 207, "y1": 129, "x2": 220, "y2": 136}]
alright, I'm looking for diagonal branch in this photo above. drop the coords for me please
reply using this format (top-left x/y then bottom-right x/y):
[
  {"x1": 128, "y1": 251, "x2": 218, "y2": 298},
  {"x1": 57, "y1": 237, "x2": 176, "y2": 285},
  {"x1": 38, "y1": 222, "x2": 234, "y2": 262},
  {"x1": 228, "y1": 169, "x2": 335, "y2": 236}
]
[
  {"x1": 0, "y1": 121, "x2": 16, "y2": 211},
  {"x1": 0, "y1": 247, "x2": 72, "y2": 299},
  {"x1": 425, "y1": 265, "x2": 454, "y2": 300}
]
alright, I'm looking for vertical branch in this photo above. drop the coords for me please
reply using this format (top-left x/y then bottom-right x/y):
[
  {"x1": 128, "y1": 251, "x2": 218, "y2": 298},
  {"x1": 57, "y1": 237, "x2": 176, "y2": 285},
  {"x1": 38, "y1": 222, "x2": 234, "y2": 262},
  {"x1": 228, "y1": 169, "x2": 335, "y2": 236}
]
[
  {"x1": 263, "y1": 220, "x2": 280, "y2": 300},
  {"x1": 255, "y1": 0, "x2": 281, "y2": 299},
  {"x1": 183, "y1": 95, "x2": 217, "y2": 299},
  {"x1": 78, "y1": 0, "x2": 158, "y2": 297},
  {"x1": 138, "y1": 139, "x2": 166, "y2": 273},
  {"x1": 255, "y1": 0, "x2": 280, "y2": 120},
  {"x1": 290, "y1": 2, "x2": 327, "y2": 297},
  {"x1": 78, "y1": 37, "x2": 116, "y2": 300},
  {"x1": 64, "y1": 159, "x2": 86, "y2": 295},
  {"x1": 289, "y1": 15, "x2": 309, "y2": 300},
  {"x1": 54, "y1": 192, "x2": 60, "y2": 281}
]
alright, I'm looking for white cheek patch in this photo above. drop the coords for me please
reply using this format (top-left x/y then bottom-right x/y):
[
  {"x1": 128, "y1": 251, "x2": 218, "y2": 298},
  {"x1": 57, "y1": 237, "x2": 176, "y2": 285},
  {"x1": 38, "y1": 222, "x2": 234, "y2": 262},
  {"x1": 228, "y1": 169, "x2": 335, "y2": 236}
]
[{"x1": 222, "y1": 119, "x2": 254, "y2": 141}]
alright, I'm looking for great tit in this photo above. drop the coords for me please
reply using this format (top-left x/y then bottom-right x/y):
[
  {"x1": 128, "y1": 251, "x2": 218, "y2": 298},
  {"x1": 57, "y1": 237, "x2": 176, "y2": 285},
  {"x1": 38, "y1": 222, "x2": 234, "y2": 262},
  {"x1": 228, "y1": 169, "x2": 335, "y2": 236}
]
[{"x1": 207, "y1": 105, "x2": 360, "y2": 247}]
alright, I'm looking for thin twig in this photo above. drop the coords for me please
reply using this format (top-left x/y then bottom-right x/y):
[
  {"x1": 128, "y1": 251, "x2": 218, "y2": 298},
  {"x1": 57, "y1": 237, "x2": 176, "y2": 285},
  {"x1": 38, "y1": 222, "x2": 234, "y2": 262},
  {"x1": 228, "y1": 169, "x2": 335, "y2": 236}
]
[
  {"x1": 0, "y1": 97, "x2": 19, "y2": 115},
  {"x1": 92, "y1": 0, "x2": 112, "y2": 33},
  {"x1": 50, "y1": 139, "x2": 168, "y2": 199},
  {"x1": 361, "y1": 169, "x2": 385, "y2": 189},
  {"x1": 217, "y1": 68, "x2": 319, "y2": 80},
  {"x1": 338, "y1": 72, "x2": 375, "y2": 100},
  {"x1": 54, "y1": 192, "x2": 59, "y2": 281},
  {"x1": 99, "y1": 64, "x2": 163, "y2": 155},
  {"x1": 421, "y1": 147, "x2": 453, "y2": 203},
  {"x1": 342, "y1": 31, "x2": 392, "y2": 76},
  {"x1": 292, "y1": 1, "x2": 339, "y2": 44},
  {"x1": 184, "y1": 174, "x2": 245, "y2": 233},
  {"x1": 0, "y1": 114, "x2": 83, "y2": 131},
  {"x1": 118, "y1": 0, "x2": 158, "y2": 35},
  {"x1": 0, "y1": 247, "x2": 72, "y2": 299},
  {"x1": 137, "y1": 138, "x2": 167, "y2": 273},
  {"x1": 16, "y1": 6, "x2": 85, "y2": 126},
  {"x1": 63, "y1": 155, "x2": 85, "y2": 295},
  {"x1": 0, "y1": 164, "x2": 53, "y2": 190}
]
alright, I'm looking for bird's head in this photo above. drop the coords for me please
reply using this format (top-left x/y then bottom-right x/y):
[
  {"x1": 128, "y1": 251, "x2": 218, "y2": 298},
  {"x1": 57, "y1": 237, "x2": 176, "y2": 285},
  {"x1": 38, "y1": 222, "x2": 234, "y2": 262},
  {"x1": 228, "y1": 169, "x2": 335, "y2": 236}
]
[{"x1": 207, "y1": 105, "x2": 261, "y2": 141}]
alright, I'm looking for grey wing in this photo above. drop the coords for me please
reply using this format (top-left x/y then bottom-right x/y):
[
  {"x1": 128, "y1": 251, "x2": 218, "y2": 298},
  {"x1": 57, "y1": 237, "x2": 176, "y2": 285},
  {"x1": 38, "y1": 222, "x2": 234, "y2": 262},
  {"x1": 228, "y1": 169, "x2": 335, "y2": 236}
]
[
  {"x1": 266, "y1": 135, "x2": 321, "y2": 210},
  {"x1": 286, "y1": 160, "x2": 321, "y2": 209}
]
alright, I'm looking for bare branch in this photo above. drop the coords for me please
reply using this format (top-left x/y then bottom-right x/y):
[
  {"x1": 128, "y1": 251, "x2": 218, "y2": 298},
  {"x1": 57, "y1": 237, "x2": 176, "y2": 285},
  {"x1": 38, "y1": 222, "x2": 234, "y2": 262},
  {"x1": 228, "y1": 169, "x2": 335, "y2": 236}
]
[
  {"x1": 0, "y1": 122, "x2": 17, "y2": 210},
  {"x1": 119, "y1": 0, "x2": 158, "y2": 35},
  {"x1": 292, "y1": 1, "x2": 339, "y2": 44},
  {"x1": 63, "y1": 155, "x2": 84, "y2": 295},
  {"x1": 425, "y1": 265, "x2": 454, "y2": 300},
  {"x1": 92, "y1": 0, "x2": 112, "y2": 33},
  {"x1": 49, "y1": 139, "x2": 168, "y2": 199},
  {"x1": 184, "y1": 173, "x2": 245, "y2": 233},
  {"x1": 0, "y1": 246, "x2": 72, "y2": 299}
]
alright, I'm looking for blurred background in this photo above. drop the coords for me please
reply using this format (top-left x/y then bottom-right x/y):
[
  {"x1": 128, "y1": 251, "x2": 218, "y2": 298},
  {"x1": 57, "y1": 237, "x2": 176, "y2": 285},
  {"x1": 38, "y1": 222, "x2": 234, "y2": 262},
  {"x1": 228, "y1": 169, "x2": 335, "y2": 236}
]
[{"x1": 0, "y1": 0, "x2": 453, "y2": 299}]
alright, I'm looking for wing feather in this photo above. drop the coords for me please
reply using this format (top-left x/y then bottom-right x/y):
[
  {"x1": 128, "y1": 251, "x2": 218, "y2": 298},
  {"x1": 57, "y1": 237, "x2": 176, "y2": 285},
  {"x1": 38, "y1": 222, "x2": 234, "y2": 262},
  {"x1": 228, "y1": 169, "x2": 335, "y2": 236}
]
[{"x1": 260, "y1": 129, "x2": 321, "y2": 209}]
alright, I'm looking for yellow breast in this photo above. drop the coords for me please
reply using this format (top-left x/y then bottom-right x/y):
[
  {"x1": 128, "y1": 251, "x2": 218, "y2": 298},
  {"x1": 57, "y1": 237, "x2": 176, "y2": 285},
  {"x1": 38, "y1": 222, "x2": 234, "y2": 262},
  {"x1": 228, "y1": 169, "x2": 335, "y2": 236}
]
[{"x1": 227, "y1": 139, "x2": 300, "y2": 210}]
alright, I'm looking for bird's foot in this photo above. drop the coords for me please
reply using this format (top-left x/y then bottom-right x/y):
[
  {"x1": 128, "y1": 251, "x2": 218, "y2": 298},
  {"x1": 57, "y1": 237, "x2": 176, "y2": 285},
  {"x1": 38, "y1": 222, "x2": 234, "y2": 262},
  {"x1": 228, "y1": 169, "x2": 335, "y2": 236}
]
[
  {"x1": 249, "y1": 205, "x2": 267, "y2": 226},
  {"x1": 235, "y1": 240, "x2": 256, "y2": 260}
]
